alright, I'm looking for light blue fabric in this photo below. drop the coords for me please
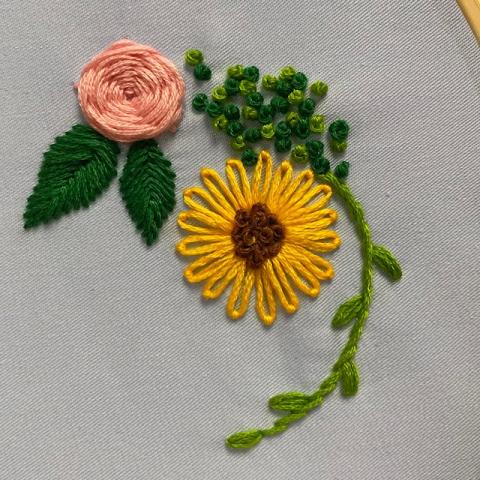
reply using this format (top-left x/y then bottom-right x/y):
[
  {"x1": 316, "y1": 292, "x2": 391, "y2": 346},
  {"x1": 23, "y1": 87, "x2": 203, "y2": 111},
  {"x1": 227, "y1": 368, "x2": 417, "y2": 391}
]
[{"x1": 0, "y1": 1, "x2": 479, "y2": 478}]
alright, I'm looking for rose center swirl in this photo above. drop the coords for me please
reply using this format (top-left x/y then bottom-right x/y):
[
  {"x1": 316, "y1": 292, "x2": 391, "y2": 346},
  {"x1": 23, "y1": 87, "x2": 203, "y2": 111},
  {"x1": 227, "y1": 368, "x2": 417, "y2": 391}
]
[{"x1": 231, "y1": 203, "x2": 285, "y2": 269}]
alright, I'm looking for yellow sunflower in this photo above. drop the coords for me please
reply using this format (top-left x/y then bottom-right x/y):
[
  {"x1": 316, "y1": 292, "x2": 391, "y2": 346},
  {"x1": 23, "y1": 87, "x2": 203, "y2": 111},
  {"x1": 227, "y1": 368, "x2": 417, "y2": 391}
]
[{"x1": 176, "y1": 150, "x2": 341, "y2": 325}]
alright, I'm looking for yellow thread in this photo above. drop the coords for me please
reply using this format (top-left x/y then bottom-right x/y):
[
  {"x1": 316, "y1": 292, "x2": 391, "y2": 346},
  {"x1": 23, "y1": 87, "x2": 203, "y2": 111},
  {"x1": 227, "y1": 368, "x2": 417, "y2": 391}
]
[{"x1": 177, "y1": 150, "x2": 341, "y2": 325}]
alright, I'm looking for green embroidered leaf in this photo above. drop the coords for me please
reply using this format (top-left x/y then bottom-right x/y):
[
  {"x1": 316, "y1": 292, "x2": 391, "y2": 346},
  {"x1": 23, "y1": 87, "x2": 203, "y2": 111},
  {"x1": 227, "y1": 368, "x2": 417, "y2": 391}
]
[
  {"x1": 269, "y1": 391, "x2": 310, "y2": 412},
  {"x1": 372, "y1": 244, "x2": 402, "y2": 281},
  {"x1": 120, "y1": 140, "x2": 176, "y2": 246},
  {"x1": 226, "y1": 429, "x2": 263, "y2": 449},
  {"x1": 331, "y1": 294, "x2": 363, "y2": 329},
  {"x1": 340, "y1": 361, "x2": 360, "y2": 397},
  {"x1": 24, "y1": 124, "x2": 119, "y2": 228}
]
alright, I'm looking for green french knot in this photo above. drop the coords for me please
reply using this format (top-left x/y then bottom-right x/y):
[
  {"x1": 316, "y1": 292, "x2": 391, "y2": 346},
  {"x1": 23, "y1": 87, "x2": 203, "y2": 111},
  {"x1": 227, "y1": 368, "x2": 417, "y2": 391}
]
[
  {"x1": 310, "y1": 80, "x2": 329, "y2": 96},
  {"x1": 184, "y1": 49, "x2": 204, "y2": 66},
  {"x1": 223, "y1": 104, "x2": 240, "y2": 121},
  {"x1": 309, "y1": 114, "x2": 326, "y2": 133},
  {"x1": 211, "y1": 114, "x2": 228, "y2": 131},
  {"x1": 329, "y1": 119, "x2": 349, "y2": 141},
  {"x1": 243, "y1": 66, "x2": 260, "y2": 83},
  {"x1": 226, "y1": 171, "x2": 403, "y2": 450},
  {"x1": 270, "y1": 96, "x2": 289, "y2": 114},
  {"x1": 334, "y1": 160, "x2": 350, "y2": 180},
  {"x1": 193, "y1": 63, "x2": 212, "y2": 81},
  {"x1": 330, "y1": 139, "x2": 348, "y2": 152},
  {"x1": 192, "y1": 93, "x2": 209, "y2": 112},
  {"x1": 211, "y1": 85, "x2": 228, "y2": 102},
  {"x1": 290, "y1": 144, "x2": 309, "y2": 164},
  {"x1": 306, "y1": 140, "x2": 324, "y2": 158},
  {"x1": 258, "y1": 105, "x2": 273, "y2": 124},
  {"x1": 262, "y1": 74, "x2": 277, "y2": 90},
  {"x1": 276, "y1": 79, "x2": 293, "y2": 97},
  {"x1": 287, "y1": 89, "x2": 304, "y2": 105},
  {"x1": 226, "y1": 120, "x2": 245, "y2": 137},
  {"x1": 244, "y1": 127, "x2": 262, "y2": 143},
  {"x1": 227, "y1": 64, "x2": 244, "y2": 79},
  {"x1": 245, "y1": 92, "x2": 264, "y2": 109},
  {"x1": 120, "y1": 140, "x2": 175, "y2": 246},
  {"x1": 241, "y1": 148, "x2": 258, "y2": 166},
  {"x1": 260, "y1": 123, "x2": 275, "y2": 140},
  {"x1": 298, "y1": 98, "x2": 316, "y2": 117},
  {"x1": 293, "y1": 117, "x2": 310, "y2": 139},
  {"x1": 24, "y1": 124, "x2": 119, "y2": 229},
  {"x1": 205, "y1": 101, "x2": 223, "y2": 118},
  {"x1": 224, "y1": 78, "x2": 240, "y2": 96},
  {"x1": 310, "y1": 155, "x2": 330, "y2": 174},
  {"x1": 274, "y1": 121, "x2": 291, "y2": 138},
  {"x1": 279, "y1": 65, "x2": 296, "y2": 80},
  {"x1": 242, "y1": 105, "x2": 258, "y2": 121},
  {"x1": 230, "y1": 135, "x2": 246, "y2": 151},
  {"x1": 291, "y1": 72, "x2": 308, "y2": 90},
  {"x1": 274, "y1": 137, "x2": 292, "y2": 153},
  {"x1": 285, "y1": 111, "x2": 300, "y2": 128},
  {"x1": 239, "y1": 79, "x2": 257, "y2": 96}
]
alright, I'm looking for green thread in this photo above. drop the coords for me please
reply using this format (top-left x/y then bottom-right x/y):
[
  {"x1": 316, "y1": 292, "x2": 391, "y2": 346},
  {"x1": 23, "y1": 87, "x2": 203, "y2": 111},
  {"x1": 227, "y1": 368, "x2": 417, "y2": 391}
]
[
  {"x1": 227, "y1": 65, "x2": 244, "y2": 79},
  {"x1": 260, "y1": 123, "x2": 275, "y2": 140},
  {"x1": 285, "y1": 111, "x2": 300, "y2": 128},
  {"x1": 329, "y1": 119, "x2": 349, "y2": 141},
  {"x1": 293, "y1": 117, "x2": 310, "y2": 139},
  {"x1": 226, "y1": 120, "x2": 245, "y2": 137},
  {"x1": 193, "y1": 63, "x2": 212, "y2": 81},
  {"x1": 245, "y1": 92, "x2": 264, "y2": 109},
  {"x1": 291, "y1": 72, "x2": 308, "y2": 90},
  {"x1": 120, "y1": 140, "x2": 175, "y2": 246},
  {"x1": 258, "y1": 105, "x2": 273, "y2": 124},
  {"x1": 275, "y1": 79, "x2": 293, "y2": 97},
  {"x1": 192, "y1": 93, "x2": 209, "y2": 112},
  {"x1": 274, "y1": 137, "x2": 292, "y2": 153},
  {"x1": 287, "y1": 89, "x2": 304, "y2": 105},
  {"x1": 211, "y1": 114, "x2": 228, "y2": 131},
  {"x1": 270, "y1": 96, "x2": 289, "y2": 114},
  {"x1": 310, "y1": 155, "x2": 330, "y2": 174},
  {"x1": 306, "y1": 140, "x2": 324, "y2": 157},
  {"x1": 205, "y1": 101, "x2": 223, "y2": 118},
  {"x1": 239, "y1": 79, "x2": 257, "y2": 96},
  {"x1": 290, "y1": 144, "x2": 309, "y2": 164},
  {"x1": 224, "y1": 104, "x2": 240, "y2": 121},
  {"x1": 334, "y1": 160, "x2": 350, "y2": 179},
  {"x1": 311, "y1": 80, "x2": 328, "y2": 96},
  {"x1": 211, "y1": 85, "x2": 228, "y2": 102},
  {"x1": 242, "y1": 105, "x2": 258, "y2": 121},
  {"x1": 298, "y1": 98, "x2": 316, "y2": 117},
  {"x1": 330, "y1": 139, "x2": 348, "y2": 152},
  {"x1": 309, "y1": 114, "x2": 326, "y2": 133},
  {"x1": 24, "y1": 124, "x2": 119, "y2": 229},
  {"x1": 243, "y1": 66, "x2": 260, "y2": 83},
  {"x1": 224, "y1": 78, "x2": 240, "y2": 96},
  {"x1": 226, "y1": 173, "x2": 402, "y2": 449},
  {"x1": 184, "y1": 49, "x2": 204, "y2": 66},
  {"x1": 261, "y1": 74, "x2": 277, "y2": 90},
  {"x1": 279, "y1": 65, "x2": 296, "y2": 80},
  {"x1": 230, "y1": 135, "x2": 246, "y2": 151},
  {"x1": 274, "y1": 121, "x2": 291, "y2": 138},
  {"x1": 241, "y1": 148, "x2": 258, "y2": 166},
  {"x1": 244, "y1": 127, "x2": 262, "y2": 143}
]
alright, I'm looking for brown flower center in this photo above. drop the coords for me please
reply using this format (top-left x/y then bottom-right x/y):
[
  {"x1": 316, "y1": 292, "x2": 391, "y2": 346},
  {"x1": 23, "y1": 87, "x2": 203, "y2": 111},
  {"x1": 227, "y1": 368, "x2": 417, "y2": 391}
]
[{"x1": 231, "y1": 203, "x2": 285, "y2": 269}]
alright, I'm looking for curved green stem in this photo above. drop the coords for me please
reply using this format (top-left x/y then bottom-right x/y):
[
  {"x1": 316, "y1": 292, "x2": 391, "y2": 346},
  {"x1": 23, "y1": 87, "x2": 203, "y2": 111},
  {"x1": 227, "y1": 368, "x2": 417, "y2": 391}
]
[{"x1": 226, "y1": 173, "x2": 380, "y2": 450}]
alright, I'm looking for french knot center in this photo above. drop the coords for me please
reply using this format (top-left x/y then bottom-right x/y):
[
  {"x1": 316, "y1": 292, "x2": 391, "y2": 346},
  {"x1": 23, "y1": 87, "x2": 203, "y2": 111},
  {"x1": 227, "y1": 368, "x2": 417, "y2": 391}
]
[{"x1": 231, "y1": 203, "x2": 285, "y2": 269}]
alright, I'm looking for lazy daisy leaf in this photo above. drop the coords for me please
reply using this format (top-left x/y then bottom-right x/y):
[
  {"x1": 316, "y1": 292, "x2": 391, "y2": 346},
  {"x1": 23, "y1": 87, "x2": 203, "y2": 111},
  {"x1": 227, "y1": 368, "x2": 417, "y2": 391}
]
[
  {"x1": 120, "y1": 140, "x2": 175, "y2": 246},
  {"x1": 340, "y1": 360, "x2": 360, "y2": 397},
  {"x1": 331, "y1": 294, "x2": 363, "y2": 329},
  {"x1": 269, "y1": 391, "x2": 310, "y2": 412},
  {"x1": 23, "y1": 124, "x2": 119, "y2": 229},
  {"x1": 372, "y1": 245, "x2": 402, "y2": 281}
]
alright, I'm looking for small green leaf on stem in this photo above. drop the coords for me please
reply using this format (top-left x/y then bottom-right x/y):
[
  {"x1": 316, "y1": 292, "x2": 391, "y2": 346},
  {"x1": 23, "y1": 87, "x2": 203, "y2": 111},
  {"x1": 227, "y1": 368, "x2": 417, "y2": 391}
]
[
  {"x1": 331, "y1": 294, "x2": 363, "y2": 329},
  {"x1": 372, "y1": 245, "x2": 402, "y2": 281},
  {"x1": 226, "y1": 429, "x2": 263, "y2": 449},
  {"x1": 269, "y1": 392, "x2": 310, "y2": 412},
  {"x1": 340, "y1": 361, "x2": 360, "y2": 397}
]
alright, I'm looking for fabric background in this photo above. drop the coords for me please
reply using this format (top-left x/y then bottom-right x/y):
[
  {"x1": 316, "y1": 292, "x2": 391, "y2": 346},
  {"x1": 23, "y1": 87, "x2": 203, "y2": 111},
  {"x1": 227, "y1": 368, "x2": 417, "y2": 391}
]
[{"x1": 0, "y1": 1, "x2": 479, "y2": 479}]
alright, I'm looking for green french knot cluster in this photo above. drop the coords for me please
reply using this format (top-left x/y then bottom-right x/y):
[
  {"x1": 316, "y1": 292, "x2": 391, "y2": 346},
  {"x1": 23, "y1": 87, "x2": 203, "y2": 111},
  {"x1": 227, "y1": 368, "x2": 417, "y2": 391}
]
[
  {"x1": 184, "y1": 49, "x2": 211, "y2": 81},
  {"x1": 186, "y1": 52, "x2": 350, "y2": 178}
]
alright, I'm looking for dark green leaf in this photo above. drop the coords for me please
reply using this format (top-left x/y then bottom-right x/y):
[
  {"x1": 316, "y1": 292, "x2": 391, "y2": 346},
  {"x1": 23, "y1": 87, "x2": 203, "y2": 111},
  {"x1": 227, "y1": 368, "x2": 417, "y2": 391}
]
[
  {"x1": 120, "y1": 140, "x2": 175, "y2": 246},
  {"x1": 340, "y1": 361, "x2": 360, "y2": 397},
  {"x1": 331, "y1": 294, "x2": 363, "y2": 329},
  {"x1": 24, "y1": 124, "x2": 119, "y2": 228},
  {"x1": 372, "y1": 245, "x2": 402, "y2": 281}
]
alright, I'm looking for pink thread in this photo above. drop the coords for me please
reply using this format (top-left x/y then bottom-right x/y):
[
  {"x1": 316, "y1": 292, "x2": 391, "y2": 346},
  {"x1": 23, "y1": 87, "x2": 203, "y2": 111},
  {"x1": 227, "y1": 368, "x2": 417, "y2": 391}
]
[{"x1": 77, "y1": 39, "x2": 185, "y2": 143}]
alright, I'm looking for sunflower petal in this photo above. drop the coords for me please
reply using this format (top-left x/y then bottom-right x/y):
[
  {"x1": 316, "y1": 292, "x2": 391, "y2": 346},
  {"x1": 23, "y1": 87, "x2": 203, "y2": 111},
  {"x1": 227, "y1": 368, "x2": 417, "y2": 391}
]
[
  {"x1": 227, "y1": 263, "x2": 255, "y2": 319},
  {"x1": 183, "y1": 190, "x2": 233, "y2": 230},
  {"x1": 226, "y1": 159, "x2": 252, "y2": 207},
  {"x1": 277, "y1": 169, "x2": 314, "y2": 211},
  {"x1": 268, "y1": 259, "x2": 299, "y2": 314},
  {"x1": 176, "y1": 234, "x2": 232, "y2": 256},
  {"x1": 285, "y1": 183, "x2": 332, "y2": 214},
  {"x1": 184, "y1": 186, "x2": 235, "y2": 218},
  {"x1": 201, "y1": 167, "x2": 241, "y2": 211},
  {"x1": 251, "y1": 151, "x2": 273, "y2": 203},
  {"x1": 203, "y1": 258, "x2": 241, "y2": 299},
  {"x1": 255, "y1": 268, "x2": 277, "y2": 325},
  {"x1": 266, "y1": 161, "x2": 292, "y2": 209},
  {"x1": 286, "y1": 229, "x2": 341, "y2": 253},
  {"x1": 282, "y1": 243, "x2": 335, "y2": 280},
  {"x1": 177, "y1": 210, "x2": 232, "y2": 233},
  {"x1": 184, "y1": 250, "x2": 235, "y2": 283},
  {"x1": 283, "y1": 208, "x2": 337, "y2": 228}
]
